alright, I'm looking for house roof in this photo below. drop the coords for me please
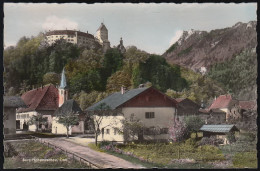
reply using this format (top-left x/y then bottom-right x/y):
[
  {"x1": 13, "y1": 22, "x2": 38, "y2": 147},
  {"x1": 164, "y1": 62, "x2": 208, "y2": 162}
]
[
  {"x1": 96, "y1": 23, "x2": 108, "y2": 31},
  {"x1": 87, "y1": 87, "x2": 151, "y2": 111},
  {"x1": 200, "y1": 124, "x2": 239, "y2": 133},
  {"x1": 54, "y1": 99, "x2": 82, "y2": 116},
  {"x1": 209, "y1": 94, "x2": 235, "y2": 110},
  {"x1": 17, "y1": 84, "x2": 59, "y2": 113},
  {"x1": 4, "y1": 96, "x2": 27, "y2": 108},
  {"x1": 239, "y1": 100, "x2": 256, "y2": 110}
]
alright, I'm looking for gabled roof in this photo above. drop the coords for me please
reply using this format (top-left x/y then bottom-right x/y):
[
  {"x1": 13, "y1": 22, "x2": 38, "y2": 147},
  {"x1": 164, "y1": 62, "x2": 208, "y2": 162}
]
[
  {"x1": 239, "y1": 100, "x2": 256, "y2": 110},
  {"x1": 200, "y1": 124, "x2": 239, "y2": 133},
  {"x1": 87, "y1": 87, "x2": 151, "y2": 111},
  {"x1": 54, "y1": 99, "x2": 82, "y2": 116},
  {"x1": 4, "y1": 96, "x2": 27, "y2": 108},
  {"x1": 87, "y1": 87, "x2": 177, "y2": 111},
  {"x1": 96, "y1": 23, "x2": 108, "y2": 31},
  {"x1": 209, "y1": 94, "x2": 236, "y2": 110},
  {"x1": 17, "y1": 84, "x2": 59, "y2": 113}
]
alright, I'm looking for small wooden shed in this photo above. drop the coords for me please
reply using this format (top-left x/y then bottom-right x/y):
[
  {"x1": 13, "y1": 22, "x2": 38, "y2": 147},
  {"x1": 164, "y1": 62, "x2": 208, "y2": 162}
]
[{"x1": 200, "y1": 124, "x2": 239, "y2": 144}]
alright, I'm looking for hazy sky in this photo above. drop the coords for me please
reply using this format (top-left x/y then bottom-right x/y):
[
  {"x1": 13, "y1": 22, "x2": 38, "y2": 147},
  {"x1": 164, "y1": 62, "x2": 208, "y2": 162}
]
[{"x1": 4, "y1": 3, "x2": 257, "y2": 54}]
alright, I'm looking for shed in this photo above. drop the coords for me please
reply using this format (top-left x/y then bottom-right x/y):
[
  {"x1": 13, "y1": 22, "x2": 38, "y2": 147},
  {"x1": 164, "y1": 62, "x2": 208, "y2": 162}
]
[{"x1": 200, "y1": 124, "x2": 239, "y2": 144}]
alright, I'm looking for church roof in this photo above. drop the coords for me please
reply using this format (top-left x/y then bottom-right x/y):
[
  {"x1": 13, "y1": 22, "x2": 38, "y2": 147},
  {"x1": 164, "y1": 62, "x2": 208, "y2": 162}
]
[
  {"x1": 96, "y1": 23, "x2": 108, "y2": 31},
  {"x1": 4, "y1": 96, "x2": 27, "y2": 108},
  {"x1": 54, "y1": 99, "x2": 82, "y2": 116},
  {"x1": 17, "y1": 84, "x2": 59, "y2": 113}
]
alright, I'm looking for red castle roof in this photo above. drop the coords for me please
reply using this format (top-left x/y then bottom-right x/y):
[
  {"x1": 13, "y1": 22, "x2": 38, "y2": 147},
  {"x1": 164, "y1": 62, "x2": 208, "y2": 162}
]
[{"x1": 17, "y1": 84, "x2": 59, "y2": 113}]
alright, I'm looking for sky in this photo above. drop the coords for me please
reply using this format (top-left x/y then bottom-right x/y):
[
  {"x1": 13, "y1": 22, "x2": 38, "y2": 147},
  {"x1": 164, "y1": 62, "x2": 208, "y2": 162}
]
[{"x1": 4, "y1": 3, "x2": 257, "y2": 55}]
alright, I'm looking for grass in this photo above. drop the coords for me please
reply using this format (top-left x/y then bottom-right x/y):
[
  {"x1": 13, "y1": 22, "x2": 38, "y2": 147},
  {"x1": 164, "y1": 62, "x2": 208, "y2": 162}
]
[
  {"x1": 219, "y1": 140, "x2": 257, "y2": 168},
  {"x1": 87, "y1": 143, "x2": 105, "y2": 152},
  {"x1": 232, "y1": 151, "x2": 257, "y2": 168},
  {"x1": 89, "y1": 139, "x2": 225, "y2": 169},
  {"x1": 4, "y1": 140, "x2": 91, "y2": 169}
]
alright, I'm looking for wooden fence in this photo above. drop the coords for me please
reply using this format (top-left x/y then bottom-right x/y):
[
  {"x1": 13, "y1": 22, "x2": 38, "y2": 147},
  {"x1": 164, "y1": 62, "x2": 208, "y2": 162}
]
[{"x1": 29, "y1": 135, "x2": 102, "y2": 169}]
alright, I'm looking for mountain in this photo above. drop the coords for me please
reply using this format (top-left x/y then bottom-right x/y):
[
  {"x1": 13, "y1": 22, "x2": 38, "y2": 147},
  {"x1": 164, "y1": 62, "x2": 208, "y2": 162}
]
[{"x1": 163, "y1": 21, "x2": 257, "y2": 72}]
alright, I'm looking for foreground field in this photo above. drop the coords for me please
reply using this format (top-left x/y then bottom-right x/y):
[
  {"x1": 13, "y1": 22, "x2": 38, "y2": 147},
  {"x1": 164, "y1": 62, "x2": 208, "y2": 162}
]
[
  {"x1": 4, "y1": 140, "x2": 91, "y2": 169},
  {"x1": 90, "y1": 136, "x2": 257, "y2": 169}
]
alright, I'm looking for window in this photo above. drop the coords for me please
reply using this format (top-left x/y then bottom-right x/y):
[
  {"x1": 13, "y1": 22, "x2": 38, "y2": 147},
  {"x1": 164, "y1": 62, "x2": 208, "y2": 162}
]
[
  {"x1": 106, "y1": 129, "x2": 110, "y2": 134},
  {"x1": 130, "y1": 113, "x2": 135, "y2": 122},
  {"x1": 26, "y1": 114, "x2": 29, "y2": 118},
  {"x1": 145, "y1": 112, "x2": 155, "y2": 119},
  {"x1": 160, "y1": 128, "x2": 168, "y2": 134},
  {"x1": 114, "y1": 128, "x2": 117, "y2": 135}
]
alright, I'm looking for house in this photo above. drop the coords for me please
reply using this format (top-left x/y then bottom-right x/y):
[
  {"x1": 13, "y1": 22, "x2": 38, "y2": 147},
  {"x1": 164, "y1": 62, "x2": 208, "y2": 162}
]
[
  {"x1": 4, "y1": 96, "x2": 26, "y2": 135},
  {"x1": 175, "y1": 98, "x2": 200, "y2": 122},
  {"x1": 16, "y1": 69, "x2": 68, "y2": 131},
  {"x1": 52, "y1": 99, "x2": 84, "y2": 135},
  {"x1": 86, "y1": 86, "x2": 178, "y2": 142},
  {"x1": 239, "y1": 100, "x2": 256, "y2": 117},
  {"x1": 200, "y1": 124, "x2": 239, "y2": 144},
  {"x1": 208, "y1": 94, "x2": 240, "y2": 122}
]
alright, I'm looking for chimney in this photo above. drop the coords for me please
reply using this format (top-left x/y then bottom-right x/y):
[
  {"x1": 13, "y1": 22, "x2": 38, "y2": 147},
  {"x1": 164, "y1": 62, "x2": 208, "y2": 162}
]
[{"x1": 121, "y1": 86, "x2": 125, "y2": 94}]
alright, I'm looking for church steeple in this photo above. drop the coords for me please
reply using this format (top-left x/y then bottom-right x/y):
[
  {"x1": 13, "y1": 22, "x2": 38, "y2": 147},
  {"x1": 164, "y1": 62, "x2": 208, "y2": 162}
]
[
  {"x1": 60, "y1": 68, "x2": 67, "y2": 89},
  {"x1": 58, "y1": 68, "x2": 68, "y2": 107}
]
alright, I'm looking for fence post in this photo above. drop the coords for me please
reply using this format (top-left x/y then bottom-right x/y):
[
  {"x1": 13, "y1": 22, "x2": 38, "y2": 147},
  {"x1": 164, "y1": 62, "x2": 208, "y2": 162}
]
[{"x1": 178, "y1": 148, "x2": 180, "y2": 159}]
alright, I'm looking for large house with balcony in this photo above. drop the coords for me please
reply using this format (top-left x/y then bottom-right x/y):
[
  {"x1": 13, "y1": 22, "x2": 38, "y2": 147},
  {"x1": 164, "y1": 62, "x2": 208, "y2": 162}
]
[{"x1": 86, "y1": 86, "x2": 178, "y2": 142}]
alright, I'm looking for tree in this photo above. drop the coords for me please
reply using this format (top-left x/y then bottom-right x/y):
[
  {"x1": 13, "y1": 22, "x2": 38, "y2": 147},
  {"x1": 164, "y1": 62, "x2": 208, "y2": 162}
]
[
  {"x1": 42, "y1": 72, "x2": 60, "y2": 85},
  {"x1": 56, "y1": 112, "x2": 79, "y2": 138},
  {"x1": 168, "y1": 117, "x2": 187, "y2": 142},
  {"x1": 86, "y1": 103, "x2": 121, "y2": 146},
  {"x1": 117, "y1": 114, "x2": 144, "y2": 142},
  {"x1": 184, "y1": 115, "x2": 204, "y2": 140},
  {"x1": 28, "y1": 114, "x2": 48, "y2": 132}
]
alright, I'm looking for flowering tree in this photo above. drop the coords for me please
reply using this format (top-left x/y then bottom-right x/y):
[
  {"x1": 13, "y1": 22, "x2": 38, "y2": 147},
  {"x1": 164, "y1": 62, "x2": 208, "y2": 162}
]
[{"x1": 168, "y1": 117, "x2": 187, "y2": 142}]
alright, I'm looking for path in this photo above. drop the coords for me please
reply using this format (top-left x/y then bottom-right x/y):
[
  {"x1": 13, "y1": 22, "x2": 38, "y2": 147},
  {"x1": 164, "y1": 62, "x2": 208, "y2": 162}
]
[{"x1": 42, "y1": 138, "x2": 144, "y2": 169}]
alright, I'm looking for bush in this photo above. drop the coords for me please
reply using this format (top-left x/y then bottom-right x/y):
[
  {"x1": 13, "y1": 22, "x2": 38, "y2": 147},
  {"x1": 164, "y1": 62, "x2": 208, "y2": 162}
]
[
  {"x1": 237, "y1": 132, "x2": 256, "y2": 142},
  {"x1": 4, "y1": 142, "x2": 18, "y2": 157},
  {"x1": 185, "y1": 138, "x2": 198, "y2": 147},
  {"x1": 199, "y1": 137, "x2": 224, "y2": 146},
  {"x1": 99, "y1": 141, "x2": 111, "y2": 147}
]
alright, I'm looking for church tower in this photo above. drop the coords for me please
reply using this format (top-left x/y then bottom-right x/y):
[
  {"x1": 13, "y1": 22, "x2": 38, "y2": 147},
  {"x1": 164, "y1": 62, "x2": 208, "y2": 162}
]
[
  {"x1": 96, "y1": 23, "x2": 110, "y2": 52},
  {"x1": 58, "y1": 68, "x2": 68, "y2": 107}
]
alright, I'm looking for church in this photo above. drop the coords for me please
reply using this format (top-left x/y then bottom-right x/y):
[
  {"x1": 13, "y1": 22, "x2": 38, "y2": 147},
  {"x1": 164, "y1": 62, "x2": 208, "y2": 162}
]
[{"x1": 16, "y1": 69, "x2": 69, "y2": 132}]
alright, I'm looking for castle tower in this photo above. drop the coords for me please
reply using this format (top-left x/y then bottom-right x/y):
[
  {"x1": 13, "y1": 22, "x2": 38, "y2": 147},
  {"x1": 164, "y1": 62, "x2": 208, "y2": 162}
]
[
  {"x1": 58, "y1": 68, "x2": 68, "y2": 107},
  {"x1": 96, "y1": 23, "x2": 110, "y2": 52},
  {"x1": 117, "y1": 37, "x2": 126, "y2": 53}
]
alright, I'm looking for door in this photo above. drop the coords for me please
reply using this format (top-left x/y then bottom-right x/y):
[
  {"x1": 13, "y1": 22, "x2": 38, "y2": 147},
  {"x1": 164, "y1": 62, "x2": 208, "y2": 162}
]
[{"x1": 16, "y1": 120, "x2": 20, "y2": 129}]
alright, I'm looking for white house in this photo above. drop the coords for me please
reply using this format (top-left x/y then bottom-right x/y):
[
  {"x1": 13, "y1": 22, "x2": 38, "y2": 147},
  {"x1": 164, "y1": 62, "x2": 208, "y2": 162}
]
[{"x1": 86, "y1": 86, "x2": 178, "y2": 142}]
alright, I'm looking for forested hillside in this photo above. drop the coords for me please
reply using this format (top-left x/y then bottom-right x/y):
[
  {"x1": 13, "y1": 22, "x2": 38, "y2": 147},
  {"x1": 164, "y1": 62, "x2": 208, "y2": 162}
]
[
  {"x1": 207, "y1": 48, "x2": 257, "y2": 100},
  {"x1": 4, "y1": 33, "x2": 227, "y2": 110}
]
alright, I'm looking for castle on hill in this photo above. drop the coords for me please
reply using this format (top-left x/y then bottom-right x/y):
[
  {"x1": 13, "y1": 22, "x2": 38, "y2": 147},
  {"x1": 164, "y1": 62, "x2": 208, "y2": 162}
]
[{"x1": 45, "y1": 23, "x2": 126, "y2": 53}]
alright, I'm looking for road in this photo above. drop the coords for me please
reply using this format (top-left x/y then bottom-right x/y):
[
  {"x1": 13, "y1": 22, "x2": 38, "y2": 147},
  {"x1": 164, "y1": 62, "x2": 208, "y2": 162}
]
[{"x1": 42, "y1": 138, "x2": 144, "y2": 169}]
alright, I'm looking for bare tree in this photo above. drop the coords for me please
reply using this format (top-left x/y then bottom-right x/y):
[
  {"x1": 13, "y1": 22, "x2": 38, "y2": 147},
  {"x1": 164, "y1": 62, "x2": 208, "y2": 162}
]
[{"x1": 86, "y1": 103, "x2": 122, "y2": 146}]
